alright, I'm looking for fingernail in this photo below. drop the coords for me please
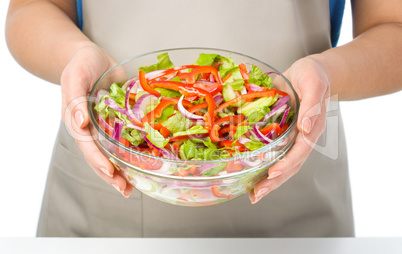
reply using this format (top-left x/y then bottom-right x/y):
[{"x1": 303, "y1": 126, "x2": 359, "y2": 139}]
[
  {"x1": 302, "y1": 117, "x2": 311, "y2": 133},
  {"x1": 268, "y1": 171, "x2": 282, "y2": 179},
  {"x1": 75, "y1": 111, "x2": 84, "y2": 127},
  {"x1": 112, "y1": 184, "x2": 123, "y2": 193},
  {"x1": 255, "y1": 187, "x2": 270, "y2": 200},
  {"x1": 100, "y1": 167, "x2": 113, "y2": 177}
]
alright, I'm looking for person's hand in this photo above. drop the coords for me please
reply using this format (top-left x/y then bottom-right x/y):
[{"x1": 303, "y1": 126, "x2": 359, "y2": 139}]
[
  {"x1": 250, "y1": 56, "x2": 330, "y2": 204},
  {"x1": 61, "y1": 45, "x2": 133, "y2": 198}
]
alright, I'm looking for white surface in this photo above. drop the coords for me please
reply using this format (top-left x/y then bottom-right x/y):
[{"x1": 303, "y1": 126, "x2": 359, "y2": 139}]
[
  {"x1": 0, "y1": 1, "x2": 401, "y2": 237},
  {"x1": 1, "y1": 238, "x2": 402, "y2": 254}
]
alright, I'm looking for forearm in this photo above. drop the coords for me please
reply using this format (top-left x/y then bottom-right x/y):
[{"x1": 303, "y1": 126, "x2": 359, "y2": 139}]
[
  {"x1": 311, "y1": 22, "x2": 402, "y2": 101},
  {"x1": 6, "y1": 0, "x2": 95, "y2": 84}
]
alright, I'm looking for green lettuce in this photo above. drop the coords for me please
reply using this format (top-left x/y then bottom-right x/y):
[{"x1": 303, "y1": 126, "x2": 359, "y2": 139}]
[
  {"x1": 237, "y1": 96, "x2": 278, "y2": 123},
  {"x1": 194, "y1": 54, "x2": 235, "y2": 70},
  {"x1": 138, "y1": 53, "x2": 175, "y2": 73},
  {"x1": 161, "y1": 112, "x2": 192, "y2": 134},
  {"x1": 244, "y1": 136, "x2": 265, "y2": 151},
  {"x1": 195, "y1": 53, "x2": 219, "y2": 66},
  {"x1": 234, "y1": 124, "x2": 251, "y2": 141},
  {"x1": 201, "y1": 163, "x2": 226, "y2": 176},
  {"x1": 144, "y1": 122, "x2": 169, "y2": 148},
  {"x1": 121, "y1": 128, "x2": 143, "y2": 146},
  {"x1": 109, "y1": 83, "x2": 126, "y2": 107},
  {"x1": 173, "y1": 125, "x2": 208, "y2": 137},
  {"x1": 153, "y1": 105, "x2": 175, "y2": 123},
  {"x1": 155, "y1": 88, "x2": 181, "y2": 98},
  {"x1": 94, "y1": 94, "x2": 131, "y2": 124},
  {"x1": 179, "y1": 140, "x2": 197, "y2": 160},
  {"x1": 219, "y1": 66, "x2": 242, "y2": 83},
  {"x1": 248, "y1": 65, "x2": 273, "y2": 88},
  {"x1": 192, "y1": 137, "x2": 217, "y2": 150}
]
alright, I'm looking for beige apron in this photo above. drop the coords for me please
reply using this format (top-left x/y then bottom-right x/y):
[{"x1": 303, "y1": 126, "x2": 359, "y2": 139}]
[{"x1": 37, "y1": 0, "x2": 354, "y2": 237}]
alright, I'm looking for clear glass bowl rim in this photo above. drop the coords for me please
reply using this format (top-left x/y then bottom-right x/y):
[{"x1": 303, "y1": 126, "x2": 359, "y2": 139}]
[{"x1": 88, "y1": 47, "x2": 300, "y2": 180}]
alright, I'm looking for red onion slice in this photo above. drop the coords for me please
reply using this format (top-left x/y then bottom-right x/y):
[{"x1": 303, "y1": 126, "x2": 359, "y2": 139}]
[
  {"x1": 280, "y1": 107, "x2": 291, "y2": 128},
  {"x1": 132, "y1": 94, "x2": 159, "y2": 121},
  {"x1": 112, "y1": 119, "x2": 124, "y2": 141},
  {"x1": 209, "y1": 73, "x2": 215, "y2": 82},
  {"x1": 122, "y1": 77, "x2": 139, "y2": 90},
  {"x1": 271, "y1": 95, "x2": 290, "y2": 108},
  {"x1": 237, "y1": 137, "x2": 251, "y2": 145},
  {"x1": 125, "y1": 80, "x2": 143, "y2": 124},
  {"x1": 143, "y1": 134, "x2": 179, "y2": 160},
  {"x1": 247, "y1": 83, "x2": 265, "y2": 92},
  {"x1": 104, "y1": 98, "x2": 127, "y2": 115},
  {"x1": 213, "y1": 95, "x2": 224, "y2": 106},
  {"x1": 125, "y1": 123, "x2": 146, "y2": 132},
  {"x1": 178, "y1": 96, "x2": 204, "y2": 121},
  {"x1": 252, "y1": 124, "x2": 273, "y2": 144},
  {"x1": 99, "y1": 116, "x2": 114, "y2": 132}
]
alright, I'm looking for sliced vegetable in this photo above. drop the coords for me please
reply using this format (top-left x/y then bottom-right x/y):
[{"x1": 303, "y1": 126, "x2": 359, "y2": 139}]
[{"x1": 177, "y1": 96, "x2": 204, "y2": 120}]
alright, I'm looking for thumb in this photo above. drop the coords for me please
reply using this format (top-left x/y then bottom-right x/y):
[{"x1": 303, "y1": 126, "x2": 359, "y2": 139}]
[{"x1": 61, "y1": 66, "x2": 92, "y2": 132}]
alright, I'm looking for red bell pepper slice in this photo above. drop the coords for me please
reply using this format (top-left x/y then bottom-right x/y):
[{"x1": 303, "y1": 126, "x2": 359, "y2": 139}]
[
  {"x1": 177, "y1": 65, "x2": 223, "y2": 86},
  {"x1": 187, "y1": 102, "x2": 208, "y2": 113},
  {"x1": 146, "y1": 65, "x2": 199, "y2": 81},
  {"x1": 141, "y1": 99, "x2": 174, "y2": 124},
  {"x1": 239, "y1": 63, "x2": 249, "y2": 81},
  {"x1": 260, "y1": 123, "x2": 281, "y2": 135},
  {"x1": 210, "y1": 124, "x2": 221, "y2": 143},
  {"x1": 139, "y1": 70, "x2": 161, "y2": 96},
  {"x1": 150, "y1": 81, "x2": 216, "y2": 130},
  {"x1": 221, "y1": 72, "x2": 232, "y2": 83},
  {"x1": 214, "y1": 114, "x2": 245, "y2": 126},
  {"x1": 193, "y1": 81, "x2": 223, "y2": 96}
]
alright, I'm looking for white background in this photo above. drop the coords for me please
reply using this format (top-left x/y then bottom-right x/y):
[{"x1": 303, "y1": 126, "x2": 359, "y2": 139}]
[{"x1": 0, "y1": 1, "x2": 401, "y2": 237}]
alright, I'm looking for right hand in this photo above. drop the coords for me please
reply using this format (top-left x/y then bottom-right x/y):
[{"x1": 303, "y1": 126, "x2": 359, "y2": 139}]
[{"x1": 61, "y1": 44, "x2": 133, "y2": 198}]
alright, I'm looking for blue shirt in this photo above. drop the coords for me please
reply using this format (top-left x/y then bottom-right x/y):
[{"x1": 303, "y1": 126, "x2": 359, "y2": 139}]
[{"x1": 76, "y1": 0, "x2": 345, "y2": 47}]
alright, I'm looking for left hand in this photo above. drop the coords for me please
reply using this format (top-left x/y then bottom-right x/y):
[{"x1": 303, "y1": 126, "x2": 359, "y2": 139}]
[{"x1": 250, "y1": 56, "x2": 331, "y2": 204}]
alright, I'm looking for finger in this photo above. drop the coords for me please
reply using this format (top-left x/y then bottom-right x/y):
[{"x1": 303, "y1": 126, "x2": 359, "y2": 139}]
[
  {"x1": 61, "y1": 65, "x2": 92, "y2": 129},
  {"x1": 251, "y1": 109, "x2": 326, "y2": 200},
  {"x1": 67, "y1": 116, "x2": 116, "y2": 177},
  {"x1": 92, "y1": 166, "x2": 129, "y2": 197},
  {"x1": 250, "y1": 162, "x2": 303, "y2": 204}
]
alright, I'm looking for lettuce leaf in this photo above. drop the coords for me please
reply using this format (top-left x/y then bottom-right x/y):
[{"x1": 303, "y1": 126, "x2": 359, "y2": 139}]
[
  {"x1": 244, "y1": 136, "x2": 265, "y2": 151},
  {"x1": 94, "y1": 95, "x2": 131, "y2": 124},
  {"x1": 220, "y1": 66, "x2": 242, "y2": 83},
  {"x1": 161, "y1": 112, "x2": 192, "y2": 134},
  {"x1": 109, "y1": 83, "x2": 126, "y2": 107},
  {"x1": 173, "y1": 125, "x2": 208, "y2": 137},
  {"x1": 153, "y1": 105, "x2": 175, "y2": 123},
  {"x1": 179, "y1": 140, "x2": 197, "y2": 160},
  {"x1": 194, "y1": 54, "x2": 235, "y2": 70},
  {"x1": 155, "y1": 88, "x2": 181, "y2": 98},
  {"x1": 201, "y1": 163, "x2": 226, "y2": 176},
  {"x1": 248, "y1": 65, "x2": 273, "y2": 89},
  {"x1": 192, "y1": 137, "x2": 217, "y2": 150},
  {"x1": 138, "y1": 53, "x2": 175, "y2": 73},
  {"x1": 237, "y1": 96, "x2": 278, "y2": 124},
  {"x1": 234, "y1": 124, "x2": 251, "y2": 141},
  {"x1": 195, "y1": 53, "x2": 219, "y2": 66},
  {"x1": 144, "y1": 122, "x2": 169, "y2": 148},
  {"x1": 121, "y1": 128, "x2": 143, "y2": 146}
]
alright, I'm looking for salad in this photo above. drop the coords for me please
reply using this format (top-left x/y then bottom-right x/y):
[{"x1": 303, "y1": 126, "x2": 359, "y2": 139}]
[{"x1": 94, "y1": 53, "x2": 293, "y2": 177}]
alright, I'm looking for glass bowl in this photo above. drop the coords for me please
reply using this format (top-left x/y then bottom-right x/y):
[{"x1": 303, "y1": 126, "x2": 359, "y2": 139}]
[{"x1": 88, "y1": 48, "x2": 300, "y2": 207}]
